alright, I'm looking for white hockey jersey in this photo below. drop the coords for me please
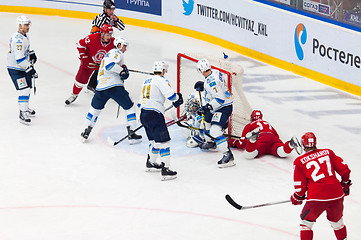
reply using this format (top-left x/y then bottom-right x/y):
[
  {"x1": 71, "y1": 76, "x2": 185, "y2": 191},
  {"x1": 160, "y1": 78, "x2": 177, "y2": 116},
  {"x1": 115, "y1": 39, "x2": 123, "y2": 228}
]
[
  {"x1": 7, "y1": 32, "x2": 31, "y2": 71},
  {"x1": 96, "y1": 48, "x2": 125, "y2": 91},
  {"x1": 202, "y1": 70, "x2": 233, "y2": 112},
  {"x1": 139, "y1": 75, "x2": 178, "y2": 114}
]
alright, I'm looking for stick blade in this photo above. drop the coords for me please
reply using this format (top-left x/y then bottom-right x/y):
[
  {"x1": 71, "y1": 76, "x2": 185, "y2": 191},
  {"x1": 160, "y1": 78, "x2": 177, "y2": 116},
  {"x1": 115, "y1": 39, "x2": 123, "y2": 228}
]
[
  {"x1": 225, "y1": 194, "x2": 243, "y2": 210},
  {"x1": 107, "y1": 136, "x2": 116, "y2": 146}
]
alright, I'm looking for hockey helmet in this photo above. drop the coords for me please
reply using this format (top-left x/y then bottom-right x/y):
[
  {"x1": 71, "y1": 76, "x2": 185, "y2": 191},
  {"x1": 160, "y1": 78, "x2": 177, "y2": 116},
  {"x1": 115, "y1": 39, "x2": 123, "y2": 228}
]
[
  {"x1": 197, "y1": 59, "x2": 211, "y2": 73},
  {"x1": 100, "y1": 24, "x2": 113, "y2": 34},
  {"x1": 301, "y1": 132, "x2": 317, "y2": 148},
  {"x1": 103, "y1": 0, "x2": 115, "y2": 9},
  {"x1": 17, "y1": 15, "x2": 31, "y2": 26},
  {"x1": 250, "y1": 110, "x2": 263, "y2": 121},
  {"x1": 114, "y1": 37, "x2": 128, "y2": 49},
  {"x1": 153, "y1": 61, "x2": 168, "y2": 73}
]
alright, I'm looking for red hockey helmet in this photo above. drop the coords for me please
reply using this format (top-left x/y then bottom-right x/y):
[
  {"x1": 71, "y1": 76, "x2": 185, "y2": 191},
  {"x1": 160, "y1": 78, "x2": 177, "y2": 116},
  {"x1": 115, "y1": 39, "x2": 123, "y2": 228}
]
[
  {"x1": 301, "y1": 132, "x2": 317, "y2": 148},
  {"x1": 100, "y1": 24, "x2": 113, "y2": 34},
  {"x1": 250, "y1": 110, "x2": 263, "y2": 121}
]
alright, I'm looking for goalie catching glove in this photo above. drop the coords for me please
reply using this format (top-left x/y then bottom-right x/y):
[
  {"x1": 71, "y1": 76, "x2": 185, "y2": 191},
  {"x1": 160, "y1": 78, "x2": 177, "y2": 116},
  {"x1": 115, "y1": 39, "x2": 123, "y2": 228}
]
[
  {"x1": 172, "y1": 93, "x2": 183, "y2": 108},
  {"x1": 120, "y1": 65, "x2": 129, "y2": 80}
]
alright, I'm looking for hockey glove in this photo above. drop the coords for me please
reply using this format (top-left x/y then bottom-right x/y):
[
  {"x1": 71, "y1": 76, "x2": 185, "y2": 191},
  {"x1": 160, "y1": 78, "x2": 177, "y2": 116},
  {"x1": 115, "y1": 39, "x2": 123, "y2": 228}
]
[
  {"x1": 79, "y1": 54, "x2": 89, "y2": 66},
  {"x1": 194, "y1": 81, "x2": 204, "y2": 92},
  {"x1": 245, "y1": 127, "x2": 261, "y2": 143},
  {"x1": 29, "y1": 50, "x2": 37, "y2": 65},
  {"x1": 172, "y1": 93, "x2": 183, "y2": 108},
  {"x1": 25, "y1": 65, "x2": 38, "y2": 79},
  {"x1": 197, "y1": 103, "x2": 212, "y2": 115},
  {"x1": 290, "y1": 193, "x2": 306, "y2": 205},
  {"x1": 341, "y1": 180, "x2": 352, "y2": 196},
  {"x1": 120, "y1": 65, "x2": 129, "y2": 80}
]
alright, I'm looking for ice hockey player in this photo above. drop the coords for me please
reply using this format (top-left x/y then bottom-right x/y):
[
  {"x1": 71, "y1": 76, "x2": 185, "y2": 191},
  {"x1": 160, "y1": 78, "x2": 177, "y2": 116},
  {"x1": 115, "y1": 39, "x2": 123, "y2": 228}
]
[
  {"x1": 91, "y1": 0, "x2": 125, "y2": 34},
  {"x1": 194, "y1": 58, "x2": 235, "y2": 168},
  {"x1": 80, "y1": 37, "x2": 142, "y2": 145},
  {"x1": 65, "y1": 24, "x2": 115, "y2": 105},
  {"x1": 290, "y1": 132, "x2": 351, "y2": 240},
  {"x1": 182, "y1": 94, "x2": 205, "y2": 148},
  {"x1": 139, "y1": 61, "x2": 183, "y2": 181},
  {"x1": 7, "y1": 16, "x2": 38, "y2": 125},
  {"x1": 229, "y1": 110, "x2": 303, "y2": 159}
]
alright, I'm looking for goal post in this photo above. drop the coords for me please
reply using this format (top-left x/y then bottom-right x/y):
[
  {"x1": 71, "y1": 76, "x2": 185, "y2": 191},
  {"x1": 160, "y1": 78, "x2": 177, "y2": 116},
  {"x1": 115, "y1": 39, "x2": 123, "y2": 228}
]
[{"x1": 176, "y1": 53, "x2": 253, "y2": 138}]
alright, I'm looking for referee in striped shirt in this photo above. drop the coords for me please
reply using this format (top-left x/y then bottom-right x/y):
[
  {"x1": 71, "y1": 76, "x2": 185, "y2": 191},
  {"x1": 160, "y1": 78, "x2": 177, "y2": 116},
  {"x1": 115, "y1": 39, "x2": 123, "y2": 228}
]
[{"x1": 91, "y1": 0, "x2": 125, "y2": 34}]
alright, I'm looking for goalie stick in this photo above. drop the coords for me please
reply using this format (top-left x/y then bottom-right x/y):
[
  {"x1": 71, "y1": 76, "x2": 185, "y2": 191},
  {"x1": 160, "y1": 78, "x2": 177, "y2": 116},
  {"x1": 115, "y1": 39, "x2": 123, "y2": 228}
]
[
  {"x1": 89, "y1": 63, "x2": 153, "y2": 75},
  {"x1": 225, "y1": 194, "x2": 291, "y2": 210}
]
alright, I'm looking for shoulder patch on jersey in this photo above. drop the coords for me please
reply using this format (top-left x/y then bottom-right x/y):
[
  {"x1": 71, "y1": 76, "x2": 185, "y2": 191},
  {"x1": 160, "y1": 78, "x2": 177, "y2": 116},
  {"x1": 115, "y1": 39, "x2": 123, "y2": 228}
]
[{"x1": 209, "y1": 81, "x2": 216, "y2": 87}]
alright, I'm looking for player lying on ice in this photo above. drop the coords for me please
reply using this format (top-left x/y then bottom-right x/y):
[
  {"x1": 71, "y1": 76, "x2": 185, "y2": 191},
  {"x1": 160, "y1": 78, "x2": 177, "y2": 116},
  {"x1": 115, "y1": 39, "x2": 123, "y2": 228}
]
[{"x1": 228, "y1": 110, "x2": 303, "y2": 159}]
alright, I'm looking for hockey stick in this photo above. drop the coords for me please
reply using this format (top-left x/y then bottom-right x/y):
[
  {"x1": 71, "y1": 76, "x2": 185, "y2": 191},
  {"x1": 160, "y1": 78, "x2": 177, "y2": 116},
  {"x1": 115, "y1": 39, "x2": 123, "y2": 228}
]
[
  {"x1": 128, "y1": 69, "x2": 154, "y2": 75},
  {"x1": 107, "y1": 105, "x2": 174, "y2": 146},
  {"x1": 225, "y1": 194, "x2": 291, "y2": 210},
  {"x1": 89, "y1": 63, "x2": 154, "y2": 76}
]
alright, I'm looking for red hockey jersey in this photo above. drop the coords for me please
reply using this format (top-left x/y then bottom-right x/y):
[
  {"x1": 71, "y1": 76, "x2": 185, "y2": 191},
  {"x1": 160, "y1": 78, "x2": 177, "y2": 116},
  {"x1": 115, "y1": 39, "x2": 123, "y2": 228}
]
[
  {"x1": 293, "y1": 148, "x2": 350, "y2": 201},
  {"x1": 237, "y1": 119, "x2": 279, "y2": 149},
  {"x1": 77, "y1": 33, "x2": 114, "y2": 69}
]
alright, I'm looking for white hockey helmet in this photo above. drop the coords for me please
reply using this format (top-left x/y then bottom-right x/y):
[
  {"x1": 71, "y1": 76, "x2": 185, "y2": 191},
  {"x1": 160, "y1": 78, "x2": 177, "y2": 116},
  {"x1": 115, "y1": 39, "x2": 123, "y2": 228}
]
[
  {"x1": 197, "y1": 58, "x2": 211, "y2": 73},
  {"x1": 153, "y1": 61, "x2": 168, "y2": 73},
  {"x1": 17, "y1": 15, "x2": 31, "y2": 26},
  {"x1": 114, "y1": 37, "x2": 128, "y2": 49}
]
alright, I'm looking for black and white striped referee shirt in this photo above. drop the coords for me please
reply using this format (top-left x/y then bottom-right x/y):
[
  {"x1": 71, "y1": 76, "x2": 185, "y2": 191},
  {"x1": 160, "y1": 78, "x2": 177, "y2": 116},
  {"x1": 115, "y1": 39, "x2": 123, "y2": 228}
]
[{"x1": 91, "y1": 11, "x2": 125, "y2": 33}]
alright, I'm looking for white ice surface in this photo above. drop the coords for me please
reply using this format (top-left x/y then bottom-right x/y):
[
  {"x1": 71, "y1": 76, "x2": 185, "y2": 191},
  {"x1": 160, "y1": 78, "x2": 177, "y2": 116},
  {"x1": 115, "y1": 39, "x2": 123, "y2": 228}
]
[{"x1": 0, "y1": 13, "x2": 360, "y2": 240}]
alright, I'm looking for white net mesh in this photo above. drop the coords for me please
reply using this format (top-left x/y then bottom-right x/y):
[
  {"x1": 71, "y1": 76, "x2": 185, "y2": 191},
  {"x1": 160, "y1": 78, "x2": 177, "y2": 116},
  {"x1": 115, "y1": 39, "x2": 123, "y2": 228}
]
[{"x1": 177, "y1": 53, "x2": 253, "y2": 137}]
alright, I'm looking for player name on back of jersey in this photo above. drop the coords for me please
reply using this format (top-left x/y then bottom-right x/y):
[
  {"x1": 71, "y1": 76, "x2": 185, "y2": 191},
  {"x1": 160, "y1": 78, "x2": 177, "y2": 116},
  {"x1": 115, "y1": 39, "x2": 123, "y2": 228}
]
[{"x1": 300, "y1": 149, "x2": 329, "y2": 164}]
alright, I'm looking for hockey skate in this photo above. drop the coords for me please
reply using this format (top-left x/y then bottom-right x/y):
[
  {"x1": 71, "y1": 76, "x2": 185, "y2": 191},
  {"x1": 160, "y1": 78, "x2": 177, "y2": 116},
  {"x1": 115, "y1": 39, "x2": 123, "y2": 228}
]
[
  {"x1": 200, "y1": 141, "x2": 217, "y2": 150},
  {"x1": 290, "y1": 136, "x2": 303, "y2": 155},
  {"x1": 19, "y1": 110, "x2": 31, "y2": 125},
  {"x1": 127, "y1": 126, "x2": 142, "y2": 145},
  {"x1": 161, "y1": 164, "x2": 177, "y2": 181},
  {"x1": 65, "y1": 94, "x2": 78, "y2": 105},
  {"x1": 218, "y1": 150, "x2": 236, "y2": 168},
  {"x1": 145, "y1": 155, "x2": 162, "y2": 172},
  {"x1": 81, "y1": 126, "x2": 93, "y2": 142},
  {"x1": 26, "y1": 107, "x2": 36, "y2": 117}
]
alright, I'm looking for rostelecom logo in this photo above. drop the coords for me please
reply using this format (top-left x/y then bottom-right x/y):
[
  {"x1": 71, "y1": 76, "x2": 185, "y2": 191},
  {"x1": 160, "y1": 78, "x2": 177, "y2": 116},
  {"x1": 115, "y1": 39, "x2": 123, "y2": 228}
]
[{"x1": 294, "y1": 23, "x2": 307, "y2": 61}]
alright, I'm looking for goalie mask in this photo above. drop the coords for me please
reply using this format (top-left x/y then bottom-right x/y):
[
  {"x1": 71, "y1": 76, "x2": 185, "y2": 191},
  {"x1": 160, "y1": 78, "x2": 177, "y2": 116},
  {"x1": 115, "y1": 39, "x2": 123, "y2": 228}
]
[
  {"x1": 301, "y1": 132, "x2": 317, "y2": 148},
  {"x1": 250, "y1": 110, "x2": 263, "y2": 121},
  {"x1": 184, "y1": 94, "x2": 201, "y2": 116}
]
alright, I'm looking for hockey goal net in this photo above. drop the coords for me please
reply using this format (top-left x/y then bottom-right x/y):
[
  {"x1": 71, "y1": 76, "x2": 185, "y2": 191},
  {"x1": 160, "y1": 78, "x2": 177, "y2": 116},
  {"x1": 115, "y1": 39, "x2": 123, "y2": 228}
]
[{"x1": 176, "y1": 53, "x2": 253, "y2": 138}]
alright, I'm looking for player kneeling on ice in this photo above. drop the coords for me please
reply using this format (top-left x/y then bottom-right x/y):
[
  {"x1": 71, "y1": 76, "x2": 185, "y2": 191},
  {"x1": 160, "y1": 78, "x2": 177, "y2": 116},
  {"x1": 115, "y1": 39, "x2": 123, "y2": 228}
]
[
  {"x1": 194, "y1": 59, "x2": 235, "y2": 168},
  {"x1": 229, "y1": 110, "x2": 302, "y2": 159},
  {"x1": 7, "y1": 16, "x2": 38, "y2": 125},
  {"x1": 290, "y1": 132, "x2": 351, "y2": 240},
  {"x1": 181, "y1": 94, "x2": 206, "y2": 148},
  {"x1": 81, "y1": 37, "x2": 142, "y2": 144},
  {"x1": 139, "y1": 61, "x2": 183, "y2": 181}
]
